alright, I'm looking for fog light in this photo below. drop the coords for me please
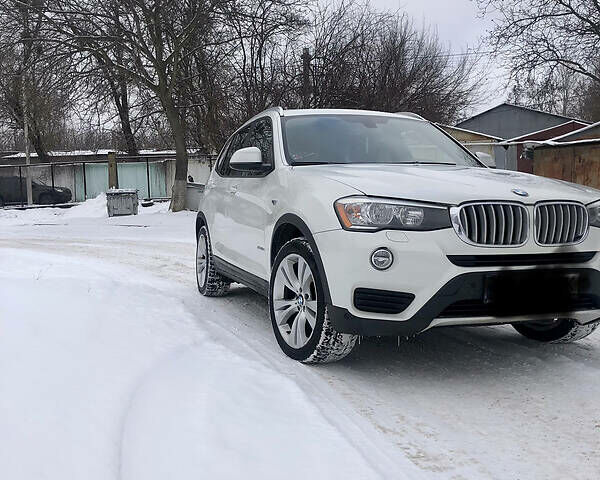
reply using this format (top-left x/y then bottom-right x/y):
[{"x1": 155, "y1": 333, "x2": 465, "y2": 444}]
[{"x1": 370, "y1": 248, "x2": 393, "y2": 270}]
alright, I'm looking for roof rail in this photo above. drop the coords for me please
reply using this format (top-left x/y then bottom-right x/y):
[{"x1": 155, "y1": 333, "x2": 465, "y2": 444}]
[
  {"x1": 396, "y1": 112, "x2": 425, "y2": 120},
  {"x1": 263, "y1": 106, "x2": 284, "y2": 116}
]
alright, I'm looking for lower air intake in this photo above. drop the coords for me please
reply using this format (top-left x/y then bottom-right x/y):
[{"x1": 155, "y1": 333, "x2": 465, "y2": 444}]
[{"x1": 354, "y1": 288, "x2": 415, "y2": 314}]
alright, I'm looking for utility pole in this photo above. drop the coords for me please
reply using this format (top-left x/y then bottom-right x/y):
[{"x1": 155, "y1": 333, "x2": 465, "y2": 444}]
[
  {"x1": 108, "y1": 151, "x2": 118, "y2": 189},
  {"x1": 22, "y1": 75, "x2": 33, "y2": 205},
  {"x1": 301, "y1": 48, "x2": 311, "y2": 109},
  {"x1": 20, "y1": 0, "x2": 33, "y2": 205}
]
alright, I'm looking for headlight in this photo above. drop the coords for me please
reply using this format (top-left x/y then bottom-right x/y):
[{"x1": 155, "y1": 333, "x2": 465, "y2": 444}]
[
  {"x1": 589, "y1": 200, "x2": 600, "y2": 228},
  {"x1": 334, "y1": 196, "x2": 451, "y2": 231}
]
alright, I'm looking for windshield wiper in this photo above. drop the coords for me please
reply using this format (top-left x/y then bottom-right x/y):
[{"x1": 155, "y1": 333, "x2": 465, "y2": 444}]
[
  {"x1": 399, "y1": 161, "x2": 457, "y2": 166},
  {"x1": 292, "y1": 161, "x2": 343, "y2": 166}
]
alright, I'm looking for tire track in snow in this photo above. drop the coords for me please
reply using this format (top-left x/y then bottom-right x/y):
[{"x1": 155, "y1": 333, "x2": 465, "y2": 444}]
[{"x1": 4, "y1": 233, "x2": 600, "y2": 479}]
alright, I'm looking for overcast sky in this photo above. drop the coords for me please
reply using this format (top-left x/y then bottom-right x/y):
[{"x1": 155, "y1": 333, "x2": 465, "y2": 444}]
[{"x1": 370, "y1": 0, "x2": 506, "y2": 114}]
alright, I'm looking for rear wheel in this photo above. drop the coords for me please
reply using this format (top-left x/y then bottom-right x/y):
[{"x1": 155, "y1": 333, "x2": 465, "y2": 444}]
[
  {"x1": 196, "y1": 225, "x2": 230, "y2": 297},
  {"x1": 270, "y1": 238, "x2": 357, "y2": 363},
  {"x1": 513, "y1": 318, "x2": 599, "y2": 343}
]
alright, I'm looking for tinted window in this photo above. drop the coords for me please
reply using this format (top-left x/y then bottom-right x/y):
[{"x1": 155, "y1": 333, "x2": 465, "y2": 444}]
[
  {"x1": 219, "y1": 117, "x2": 274, "y2": 177},
  {"x1": 248, "y1": 118, "x2": 274, "y2": 169},
  {"x1": 282, "y1": 115, "x2": 480, "y2": 167},
  {"x1": 214, "y1": 138, "x2": 232, "y2": 175},
  {"x1": 219, "y1": 125, "x2": 253, "y2": 177}
]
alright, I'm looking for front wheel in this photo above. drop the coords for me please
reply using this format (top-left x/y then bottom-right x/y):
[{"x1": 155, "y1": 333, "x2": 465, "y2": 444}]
[
  {"x1": 269, "y1": 238, "x2": 357, "y2": 363},
  {"x1": 513, "y1": 318, "x2": 599, "y2": 343}
]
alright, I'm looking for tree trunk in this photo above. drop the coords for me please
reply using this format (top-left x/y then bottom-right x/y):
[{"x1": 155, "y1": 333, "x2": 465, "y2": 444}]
[
  {"x1": 164, "y1": 103, "x2": 188, "y2": 212},
  {"x1": 116, "y1": 100, "x2": 138, "y2": 156},
  {"x1": 108, "y1": 76, "x2": 138, "y2": 156},
  {"x1": 29, "y1": 128, "x2": 50, "y2": 163},
  {"x1": 117, "y1": 79, "x2": 138, "y2": 156}
]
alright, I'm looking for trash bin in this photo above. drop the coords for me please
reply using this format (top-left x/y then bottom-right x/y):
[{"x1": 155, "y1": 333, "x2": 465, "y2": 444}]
[{"x1": 106, "y1": 188, "x2": 139, "y2": 217}]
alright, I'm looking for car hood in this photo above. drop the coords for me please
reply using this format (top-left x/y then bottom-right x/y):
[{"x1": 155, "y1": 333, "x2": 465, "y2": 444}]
[{"x1": 305, "y1": 164, "x2": 600, "y2": 205}]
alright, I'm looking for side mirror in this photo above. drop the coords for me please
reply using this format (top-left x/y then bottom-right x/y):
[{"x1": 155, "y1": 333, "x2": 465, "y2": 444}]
[
  {"x1": 229, "y1": 146, "x2": 265, "y2": 172},
  {"x1": 475, "y1": 151, "x2": 496, "y2": 169}
]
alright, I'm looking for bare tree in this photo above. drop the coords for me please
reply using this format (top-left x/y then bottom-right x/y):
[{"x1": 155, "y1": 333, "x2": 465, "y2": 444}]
[
  {"x1": 198, "y1": 0, "x2": 483, "y2": 147},
  {"x1": 506, "y1": 65, "x2": 589, "y2": 118},
  {"x1": 304, "y1": 2, "x2": 483, "y2": 123},
  {"x1": 34, "y1": 0, "x2": 226, "y2": 210},
  {"x1": 0, "y1": 0, "x2": 76, "y2": 161},
  {"x1": 577, "y1": 72, "x2": 600, "y2": 121},
  {"x1": 477, "y1": 0, "x2": 600, "y2": 117},
  {"x1": 0, "y1": 0, "x2": 484, "y2": 196}
]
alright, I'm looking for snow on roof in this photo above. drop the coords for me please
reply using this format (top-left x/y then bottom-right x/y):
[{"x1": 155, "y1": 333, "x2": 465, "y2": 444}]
[
  {"x1": 536, "y1": 138, "x2": 600, "y2": 147},
  {"x1": 4, "y1": 148, "x2": 205, "y2": 159},
  {"x1": 4, "y1": 149, "x2": 119, "y2": 159}
]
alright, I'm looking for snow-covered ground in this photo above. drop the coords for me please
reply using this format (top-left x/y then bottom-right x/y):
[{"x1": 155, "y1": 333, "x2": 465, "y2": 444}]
[{"x1": 1, "y1": 197, "x2": 599, "y2": 479}]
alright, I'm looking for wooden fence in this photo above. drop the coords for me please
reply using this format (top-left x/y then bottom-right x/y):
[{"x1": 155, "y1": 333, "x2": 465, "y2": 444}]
[{"x1": 533, "y1": 143, "x2": 600, "y2": 189}]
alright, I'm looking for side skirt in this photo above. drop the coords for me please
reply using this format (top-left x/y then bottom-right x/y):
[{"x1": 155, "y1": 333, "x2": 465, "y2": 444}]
[{"x1": 213, "y1": 256, "x2": 269, "y2": 297}]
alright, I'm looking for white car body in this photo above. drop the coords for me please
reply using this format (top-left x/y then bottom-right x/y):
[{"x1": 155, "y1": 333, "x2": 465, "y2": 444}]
[{"x1": 197, "y1": 108, "x2": 600, "y2": 356}]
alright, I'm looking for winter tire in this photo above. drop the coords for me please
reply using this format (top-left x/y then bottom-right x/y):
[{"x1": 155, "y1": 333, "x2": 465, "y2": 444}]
[
  {"x1": 513, "y1": 318, "x2": 599, "y2": 343},
  {"x1": 196, "y1": 225, "x2": 230, "y2": 297},
  {"x1": 270, "y1": 238, "x2": 357, "y2": 363}
]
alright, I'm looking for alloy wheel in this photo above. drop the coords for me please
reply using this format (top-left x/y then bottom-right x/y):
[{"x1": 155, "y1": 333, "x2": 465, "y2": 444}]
[
  {"x1": 196, "y1": 234, "x2": 208, "y2": 288},
  {"x1": 272, "y1": 253, "x2": 318, "y2": 348}
]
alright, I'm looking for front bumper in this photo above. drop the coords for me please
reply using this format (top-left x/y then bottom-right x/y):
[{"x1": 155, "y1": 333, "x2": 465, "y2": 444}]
[
  {"x1": 328, "y1": 268, "x2": 600, "y2": 336},
  {"x1": 314, "y1": 227, "x2": 600, "y2": 336}
]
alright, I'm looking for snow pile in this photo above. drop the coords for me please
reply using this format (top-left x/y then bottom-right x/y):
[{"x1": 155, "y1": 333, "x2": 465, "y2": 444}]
[
  {"x1": 63, "y1": 193, "x2": 110, "y2": 219},
  {"x1": 0, "y1": 194, "x2": 171, "y2": 226}
]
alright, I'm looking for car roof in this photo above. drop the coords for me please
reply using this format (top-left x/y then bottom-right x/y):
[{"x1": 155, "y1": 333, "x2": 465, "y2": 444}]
[
  {"x1": 240, "y1": 107, "x2": 425, "y2": 130},
  {"x1": 280, "y1": 109, "x2": 424, "y2": 121}
]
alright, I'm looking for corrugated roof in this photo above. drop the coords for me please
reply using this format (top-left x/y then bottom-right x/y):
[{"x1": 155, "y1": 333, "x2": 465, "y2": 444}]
[{"x1": 457, "y1": 102, "x2": 591, "y2": 128}]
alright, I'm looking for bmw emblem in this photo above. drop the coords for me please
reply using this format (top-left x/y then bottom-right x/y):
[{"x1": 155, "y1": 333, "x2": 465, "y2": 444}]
[{"x1": 512, "y1": 189, "x2": 529, "y2": 197}]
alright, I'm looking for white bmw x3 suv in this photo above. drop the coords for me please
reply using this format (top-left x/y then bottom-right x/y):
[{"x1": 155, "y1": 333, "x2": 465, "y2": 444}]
[{"x1": 196, "y1": 108, "x2": 600, "y2": 363}]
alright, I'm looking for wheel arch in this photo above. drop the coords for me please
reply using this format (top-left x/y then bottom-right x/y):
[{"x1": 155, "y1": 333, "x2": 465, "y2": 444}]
[{"x1": 271, "y1": 213, "x2": 332, "y2": 304}]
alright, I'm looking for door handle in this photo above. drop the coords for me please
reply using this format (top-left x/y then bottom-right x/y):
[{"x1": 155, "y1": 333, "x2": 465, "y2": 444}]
[{"x1": 228, "y1": 184, "x2": 239, "y2": 195}]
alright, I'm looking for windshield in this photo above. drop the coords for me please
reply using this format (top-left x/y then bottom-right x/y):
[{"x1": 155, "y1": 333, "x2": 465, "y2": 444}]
[{"x1": 282, "y1": 114, "x2": 482, "y2": 167}]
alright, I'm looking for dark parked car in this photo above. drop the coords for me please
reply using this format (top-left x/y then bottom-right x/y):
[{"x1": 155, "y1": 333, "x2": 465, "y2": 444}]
[{"x1": 0, "y1": 176, "x2": 72, "y2": 206}]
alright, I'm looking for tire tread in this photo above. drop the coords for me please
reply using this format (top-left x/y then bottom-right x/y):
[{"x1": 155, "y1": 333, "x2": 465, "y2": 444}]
[
  {"x1": 197, "y1": 226, "x2": 230, "y2": 297},
  {"x1": 552, "y1": 321, "x2": 599, "y2": 343}
]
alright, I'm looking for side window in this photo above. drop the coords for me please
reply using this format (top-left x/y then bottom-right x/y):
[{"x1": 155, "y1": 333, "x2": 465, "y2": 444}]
[
  {"x1": 214, "y1": 138, "x2": 232, "y2": 176},
  {"x1": 220, "y1": 117, "x2": 274, "y2": 177},
  {"x1": 248, "y1": 118, "x2": 274, "y2": 170},
  {"x1": 220, "y1": 125, "x2": 253, "y2": 177}
]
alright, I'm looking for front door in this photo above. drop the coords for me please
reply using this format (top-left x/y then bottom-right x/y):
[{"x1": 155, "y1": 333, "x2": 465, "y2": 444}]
[
  {"x1": 207, "y1": 125, "x2": 252, "y2": 265},
  {"x1": 225, "y1": 117, "x2": 275, "y2": 279}
]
